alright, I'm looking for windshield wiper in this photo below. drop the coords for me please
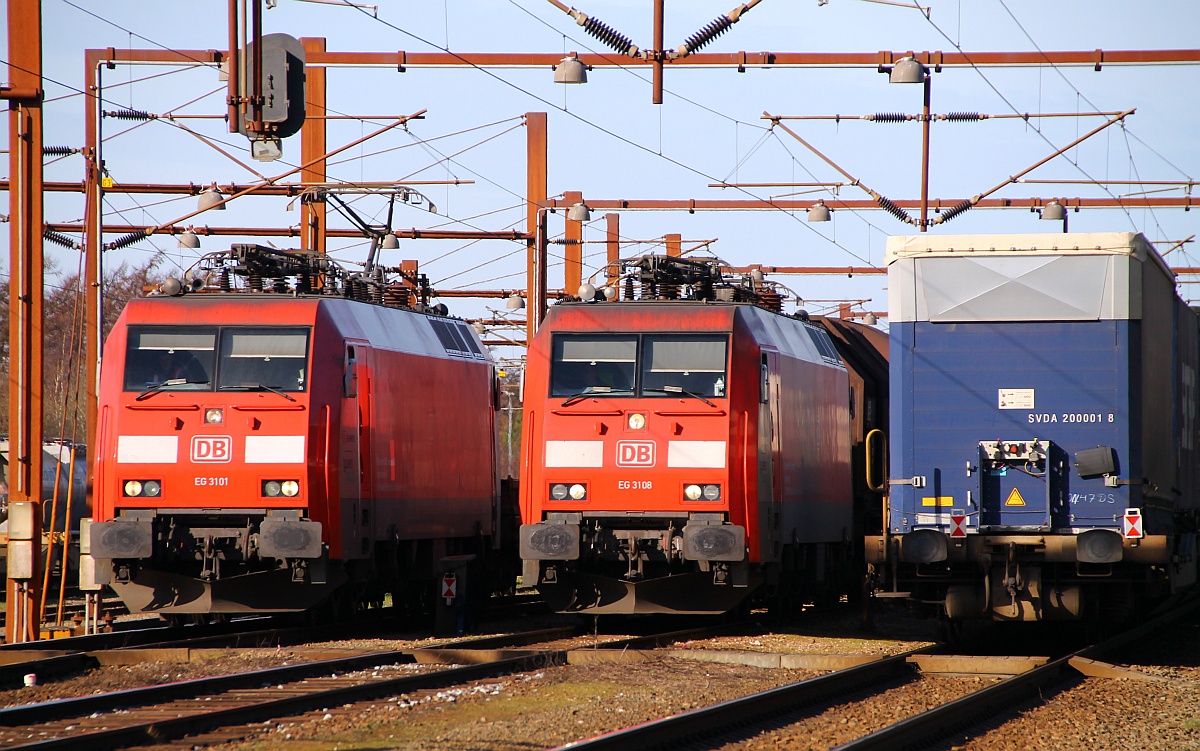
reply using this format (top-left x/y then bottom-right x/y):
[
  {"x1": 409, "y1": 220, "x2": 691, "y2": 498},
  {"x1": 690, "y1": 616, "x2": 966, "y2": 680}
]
[
  {"x1": 136, "y1": 378, "x2": 208, "y2": 401},
  {"x1": 560, "y1": 385, "x2": 634, "y2": 407},
  {"x1": 220, "y1": 382, "x2": 297, "y2": 402},
  {"x1": 646, "y1": 385, "x2": 717, "y2": 408}
]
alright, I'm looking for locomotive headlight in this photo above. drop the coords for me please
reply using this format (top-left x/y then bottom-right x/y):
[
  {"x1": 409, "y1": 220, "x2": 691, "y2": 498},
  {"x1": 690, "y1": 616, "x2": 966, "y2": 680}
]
[
  {"x1": 550, "y1": 483, "x2": 586, "y2": 500},
  {"x1": 684, "y1": 484, "x2": 703, "y2": 500},
  {"x1": 123, "y1": 479, "x2": 160, "y2": 497},
  {"x1": 627, "y1": 412, "x2": 646, "y2": 430},
  {"x1": 263, "y1": 480, "x2": 282, "y2": 497},
  {"x1": 702, "y1": 484, "x2": 721, "y2": 501},
  {"x1": 280, "y1": 480, "x2": 300, "y2": 497},
  {"x1": 204, "y1": 408, "x2": 224, "y2": 425}
]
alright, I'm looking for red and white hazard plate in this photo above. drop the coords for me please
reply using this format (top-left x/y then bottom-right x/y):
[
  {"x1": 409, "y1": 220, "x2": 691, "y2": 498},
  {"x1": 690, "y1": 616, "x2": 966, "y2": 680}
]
[{"x1": 1122, "y1": 508, "x2": 1144, "y2": 539}]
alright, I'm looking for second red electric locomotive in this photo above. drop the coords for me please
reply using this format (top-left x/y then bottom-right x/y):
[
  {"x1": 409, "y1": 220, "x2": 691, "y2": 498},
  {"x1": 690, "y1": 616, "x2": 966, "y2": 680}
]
[{"x1": 519, "y1": 256, "x2": 865, "y2": 614}]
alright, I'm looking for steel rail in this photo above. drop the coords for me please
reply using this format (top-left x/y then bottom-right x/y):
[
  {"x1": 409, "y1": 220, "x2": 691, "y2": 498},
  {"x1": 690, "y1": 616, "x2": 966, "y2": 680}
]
[
  {"x1": 1, "y1": 653, "x2": 558, "y2": 751},
  {"x1": 0, "y1": 598, "x2": 556, "y2": 689},
  {"x1": 831, "y1": 599, "x2": 1200, "y2": 751},
  {"x1": 549, "y1": 645, "x2": 937, "y2": 751},
  {"x1": 0, "y1": 626, "x2": 578, "y2": 729},
  {"x1": 0, "y1": 623, "x2": 735, "y2": 750},
  {"x1": 555, "y1": 600, "x2": 1196, "y2": 751}
]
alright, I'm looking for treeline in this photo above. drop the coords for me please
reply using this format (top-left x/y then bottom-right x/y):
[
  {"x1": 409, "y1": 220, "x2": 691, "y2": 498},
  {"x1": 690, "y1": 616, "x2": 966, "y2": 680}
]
[{"x1": 0, "y1": 254, "x2": 167, "y2": 440}]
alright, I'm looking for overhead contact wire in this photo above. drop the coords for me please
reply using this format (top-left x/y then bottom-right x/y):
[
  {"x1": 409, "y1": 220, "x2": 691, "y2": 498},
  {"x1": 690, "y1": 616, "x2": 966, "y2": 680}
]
[{"x1": 341, "y1": 1, "x2": 874, "y2": 266}]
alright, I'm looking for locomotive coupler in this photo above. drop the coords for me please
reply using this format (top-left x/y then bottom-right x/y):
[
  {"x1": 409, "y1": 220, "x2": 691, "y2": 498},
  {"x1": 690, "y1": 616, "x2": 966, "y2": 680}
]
[
  {"x1": 199, "y1": 535, "x2": 221, "y2": 581},
  {"x1": 713, "y1": 562, "x2": 729, "y2": 585},
  {"x1": 1002, "y1": 542, "x2": 1022, "y2": 609},
  {"x1": 622, "y1": 539, "x2": 645, "y2": 581}
]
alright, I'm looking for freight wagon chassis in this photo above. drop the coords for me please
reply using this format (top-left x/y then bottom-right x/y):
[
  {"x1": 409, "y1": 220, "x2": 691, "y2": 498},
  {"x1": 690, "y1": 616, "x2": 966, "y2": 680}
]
[{"x1": 865, "y1": 531, "x2": 1178, "y2": 624}]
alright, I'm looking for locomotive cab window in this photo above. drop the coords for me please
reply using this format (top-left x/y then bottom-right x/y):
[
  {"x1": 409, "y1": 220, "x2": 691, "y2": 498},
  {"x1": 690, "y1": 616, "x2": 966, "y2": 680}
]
[
  {"x1": 123, "y1": 328, "x2": 217, "y2": 391},
  {"x1": 550, "y1": 333, "x2": 728, "y2": 399},
  {"x1": 217, "y1": 329, "x2": 311, "y2": 392},
  {"x1": 641, "y1": 335, "x2": 728, "y2": 398},
  {"x1": 550, "y1": 336, "x2": 637, "y2": 396}
]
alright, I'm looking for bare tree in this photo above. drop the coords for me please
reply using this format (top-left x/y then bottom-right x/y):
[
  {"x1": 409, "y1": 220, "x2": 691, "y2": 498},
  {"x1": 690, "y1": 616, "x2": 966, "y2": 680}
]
[{"x1": 0, "y1": 253, "x2": 167, "y2": 437}]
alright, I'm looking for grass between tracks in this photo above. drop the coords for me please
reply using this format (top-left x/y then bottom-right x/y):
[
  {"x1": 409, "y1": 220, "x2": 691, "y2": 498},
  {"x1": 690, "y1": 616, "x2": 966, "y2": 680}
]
[{"x1": 215, "y1": 659, "x2": 801, "y2": 751}]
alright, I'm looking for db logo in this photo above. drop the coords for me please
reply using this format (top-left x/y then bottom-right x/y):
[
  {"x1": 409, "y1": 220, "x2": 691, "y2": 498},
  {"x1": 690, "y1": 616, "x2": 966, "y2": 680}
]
[
  {"x1": 616, "y1": 441, "x2": 656, "y2": 467},
  {"x1": 192, "y1": 436, "x2": 233, "y2": 463}
]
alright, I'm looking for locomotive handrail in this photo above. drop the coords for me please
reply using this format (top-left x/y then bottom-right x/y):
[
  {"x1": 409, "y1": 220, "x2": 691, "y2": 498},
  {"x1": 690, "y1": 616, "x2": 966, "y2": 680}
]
[
  {"x1": 321, "y1": 404, "x2": 332, "y2": 504},
  {"x1": 653, "y1": 409, "x2": 728, "y2": 417},
  {"x1": 865, "y1": 428, "x2": 888, "y2": 494},
  {"x1": 230, "y1": 404, "x2": 306, "y2": 412},
  {"x1": 123, "y1": 403, "x2": 201, "y2": 411},
  {"x1": 549, "y1": 409, "x2": 624, "y2": 416}
]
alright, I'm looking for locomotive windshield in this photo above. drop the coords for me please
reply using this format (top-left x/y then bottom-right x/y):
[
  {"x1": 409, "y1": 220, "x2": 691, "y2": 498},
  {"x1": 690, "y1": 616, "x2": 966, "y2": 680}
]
[
  {"x1": 123, "y1": 328, "x2": 217, "y2": 390},
  {"x1": 551, "y1": 336, "x2": 637, "y2": 395},
  {"x1": 123, "y1": 326, "x2": 310, "y2": 392},
  {"x1": 550, "y1": 334, "x2": 728, "y2": 398},
  {"x1": 217, "y1": 329, "x2": 310, "y2": 392}
]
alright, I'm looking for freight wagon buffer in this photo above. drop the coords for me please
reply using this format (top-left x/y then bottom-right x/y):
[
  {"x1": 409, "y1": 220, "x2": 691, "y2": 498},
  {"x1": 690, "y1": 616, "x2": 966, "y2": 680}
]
[{"x1": 868, "y1": 232, "x2": 1199, "y2": 624}]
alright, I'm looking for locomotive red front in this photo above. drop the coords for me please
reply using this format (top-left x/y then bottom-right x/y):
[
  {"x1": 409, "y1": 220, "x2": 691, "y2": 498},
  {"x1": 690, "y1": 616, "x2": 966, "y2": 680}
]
[
  {"x1": 86, "y1": 247, "x2": 502, "y2": 616},
  {"x1": 519, "y1": 257, "x2": 856, "y2": 614}
]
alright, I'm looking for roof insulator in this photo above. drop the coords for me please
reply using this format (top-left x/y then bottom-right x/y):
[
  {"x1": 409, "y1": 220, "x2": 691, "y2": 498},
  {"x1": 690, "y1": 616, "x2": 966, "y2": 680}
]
[
  {"x1": 104, "y1": 108, "x2": 154, "y2": 121},
  {"x1": 106, "y1": 231, "x2": 147, "y2": 250}
]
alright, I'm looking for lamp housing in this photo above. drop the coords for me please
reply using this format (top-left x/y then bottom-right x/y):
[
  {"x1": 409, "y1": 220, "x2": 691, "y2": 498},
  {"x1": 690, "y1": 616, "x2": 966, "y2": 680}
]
[
  {"x1": 554, "y1": 56, "x2": 588, "y2": 84},
  {"x1": 889, "y1": 57, "x2": 927, "y2": 84}
]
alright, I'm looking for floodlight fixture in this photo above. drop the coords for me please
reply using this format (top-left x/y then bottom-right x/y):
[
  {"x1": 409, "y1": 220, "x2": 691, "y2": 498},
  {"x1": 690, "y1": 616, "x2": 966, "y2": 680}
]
[
  {"x1": 178, "y1": 229, "x2": 201, "y2": 249},
  {"x1": 1040, "y1": 201, "x2": 1067, "y2": 221},
  {"x1": 554, "y1": 55, "x2": 588, "y2": 84},
  {"x1": 197, "y1": 186, "x2": 226, "y2": 211},
  {"x1": 566, "y1": 202, "x2": 592, "y2": 222},
  {"x1": 889, "y1": 56, "x2": 927, "y2": 84}
]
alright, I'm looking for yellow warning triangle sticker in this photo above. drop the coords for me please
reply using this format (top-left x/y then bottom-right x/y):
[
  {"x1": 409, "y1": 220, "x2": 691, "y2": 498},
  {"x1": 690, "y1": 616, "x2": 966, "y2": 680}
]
[{"x1": 1005, "y1": 487, "x2": 1026, "y2": 507}]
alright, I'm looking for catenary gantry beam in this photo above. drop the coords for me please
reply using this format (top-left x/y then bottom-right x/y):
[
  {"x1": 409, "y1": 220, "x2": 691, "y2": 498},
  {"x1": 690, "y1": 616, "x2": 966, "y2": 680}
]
[
  {"x1": 86, "y1": 47, "x2": 1200, "y2": 69},
  {"x1": 44, "y1": 223, "x2": 529, "y2": 242},
  {"x1": 541, "y1": 196, "x2": 1195, "y2": 212}
]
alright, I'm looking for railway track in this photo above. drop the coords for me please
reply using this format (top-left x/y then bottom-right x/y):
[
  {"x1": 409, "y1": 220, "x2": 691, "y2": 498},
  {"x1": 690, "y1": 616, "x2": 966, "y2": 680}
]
[
  {"x1": 0, "y1": 622, "x2": 743, "y2": 750},
  {"x1": 0, "y1": 592, "x2": 550, "y2": 690},
  {"x1": 831, "y1": 602, "x2": 1198, "y2": 751},
  {"x1": 551, "y1": 602, "x2": 1197, "y2": 751}
]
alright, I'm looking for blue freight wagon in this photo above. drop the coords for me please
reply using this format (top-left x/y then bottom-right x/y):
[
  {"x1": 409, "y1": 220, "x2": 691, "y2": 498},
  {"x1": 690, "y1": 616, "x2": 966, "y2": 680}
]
[{"x1": 866, "y1": 232, "x2": 1198, "y2": 626}]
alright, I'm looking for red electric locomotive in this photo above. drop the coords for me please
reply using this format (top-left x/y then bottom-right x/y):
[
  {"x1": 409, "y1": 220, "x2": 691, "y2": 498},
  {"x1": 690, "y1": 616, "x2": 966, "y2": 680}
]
[
  {"x1": 85, "y1": 245, "x2": 506, "y2": 617},
  {"x1": 519, "y1": 256, "x2": 869, "y2": 614}
]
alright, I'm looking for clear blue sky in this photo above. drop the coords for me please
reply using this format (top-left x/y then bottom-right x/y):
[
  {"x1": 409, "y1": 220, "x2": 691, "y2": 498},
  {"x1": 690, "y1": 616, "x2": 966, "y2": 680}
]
[{"x1": 5, "y1": 0, "x2": 1199, "y2": 353}]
